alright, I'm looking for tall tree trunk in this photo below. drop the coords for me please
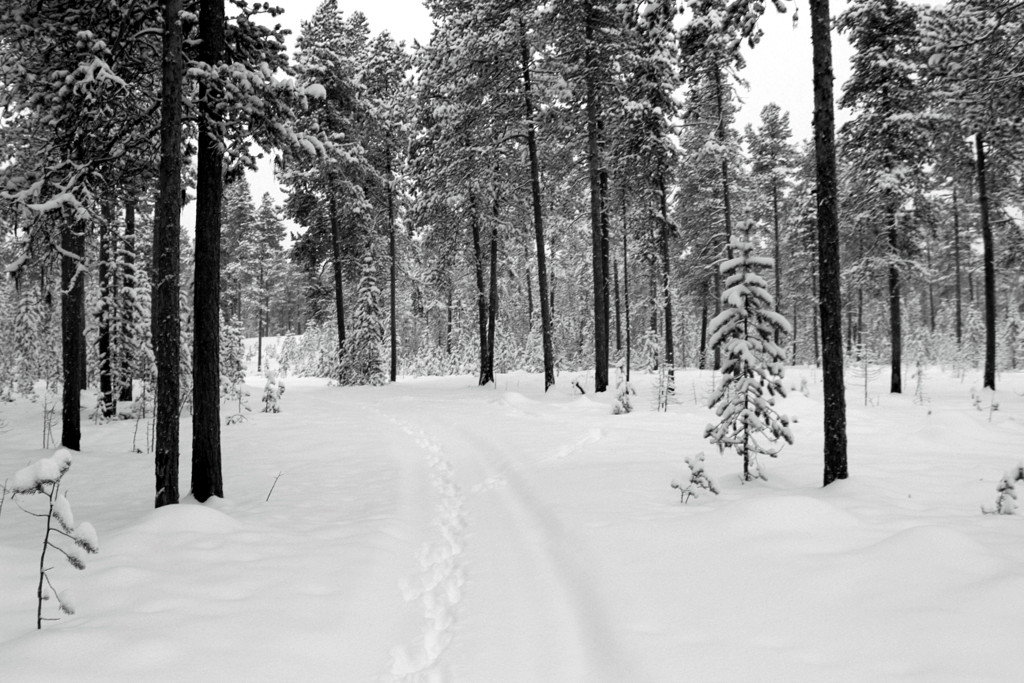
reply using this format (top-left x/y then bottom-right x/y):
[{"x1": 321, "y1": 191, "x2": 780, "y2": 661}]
[
  {"x1": 387, "y1": 157, "x2": 398, "y2": 383},
  {"x1": 98, "y1": 206, "x2": 115, "y2": 417},
  {"x1": 812, "y1": 270, "x2": 821, "y2": 367},
  {"x1": 857, "y1": 288, "x2": 864, "y2": 348},
  {"x1": 470, "y1": 193, "x2": 490, "y2": 386},
  {"x1": 623, "y1": 218, "x2": 632, "y2": 382},
  {"x1": 585, "y1": 2, "x2": 608, "y2": 392},
  {"x1": 613, "y1": 260, "x2": 621, "y2": 351},
  {"x1": 792, "y1": 301, "x2": 798, "y2": 363},
  {"x1": 119, "y1": 200, "x2": 136, "y2": 402},
  {"x1": 952, "y1": 185, "x2": 963, "y2": 345},
  {"x1": 713, "y1": 67, "x2": 735, "y2": 260},
  {"x1": 485, "y1": 190, "x2": 500, "y2": 385},
  {"x1": 328, "y1": 192, "x2": 346, "y2": 375},
  {"x1": 889, "y1": 209, "x2": 902, "y2": 393},
  {"x1": 699, "y1": 283, "x2": 708, "y2": 370},
  {"x1": 191, "y1": 0, "x2": 226, "y2": 503},
  {"x1": 772, "y1": 180, "x2": 783, "y2": 346},
  {"x1": 445, "y1": 287, "x2": 453, "y2": 356},
  {"x1": 61, "y1": 220, "x2": 85, "y2": 451},
  {"x1": 811, "y1": 0, "x2": 848, "y2": 485},
  {"x1": 521, "y1": 23, "x2": 555, "y2": 390},
  {"x1": 658, "y1": 178, "x2": 674, "y2": 381},
  {"x1": 154, "y1": 0, "x2": 184, "y2": 507},
  {"x1": 925, "y1": 233, "x2": 935, "y2": 332},
  {"x1": 976, "y1": 132, "x2": 996, "y2": 390}
]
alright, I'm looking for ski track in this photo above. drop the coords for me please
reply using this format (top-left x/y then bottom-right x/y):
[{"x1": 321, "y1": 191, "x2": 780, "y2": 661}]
[
  {"x1": 398, "y1": 403, "x2": 640, "y2": 682},
  {"x1": 386, "y1": 416, "x2": 467, "y2": 681}
]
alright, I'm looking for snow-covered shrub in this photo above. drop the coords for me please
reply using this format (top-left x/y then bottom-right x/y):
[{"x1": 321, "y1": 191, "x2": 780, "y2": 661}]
[
  {"x1": 671, "y1": 452, "x2": 719, "y2": 503},
  {"x1": 705, "y1": 226, "x2": 794, "y2": 481},
  {"x1": 983, "y1": 464, "x2": 1024, "y2": 515},
  {"x1": 262, "y1": 371, "x2": 285, "y2": 413},
  {"x1": 8, "y1": 448, "x2": 99, "y2": 628},
  {"x1": 612, "y1": 358, "x2": 634, "y2": 415}
]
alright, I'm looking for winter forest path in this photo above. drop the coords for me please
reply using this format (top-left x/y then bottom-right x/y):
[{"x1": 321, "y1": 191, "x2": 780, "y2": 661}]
[{"x1": 6, "y1": 370, "x2": 1024, "y2": 681}]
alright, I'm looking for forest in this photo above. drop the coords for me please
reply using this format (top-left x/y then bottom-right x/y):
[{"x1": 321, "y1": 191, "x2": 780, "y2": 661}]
[{"x1": 1, "y1": 0, "x2": 1022, "y2": 503}]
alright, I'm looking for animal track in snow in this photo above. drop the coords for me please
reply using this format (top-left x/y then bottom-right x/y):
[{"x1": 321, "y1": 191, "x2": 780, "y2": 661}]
[{"x1": 388, "y1": 420, "x2": 467, "y2": 681}]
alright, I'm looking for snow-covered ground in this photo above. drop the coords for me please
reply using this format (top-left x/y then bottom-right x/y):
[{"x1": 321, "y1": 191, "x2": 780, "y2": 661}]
[{"x1": 2, "y1": 366, "x2": 1024, "y2": 681}]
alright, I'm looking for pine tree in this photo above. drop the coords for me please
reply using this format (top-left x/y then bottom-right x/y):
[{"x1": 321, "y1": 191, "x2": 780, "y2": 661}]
[
  {"x1": 705, "y1": 223, "x2": 794, "y2": 481},
  {"x1": 341, "y1": 253, "x2": 386, "y2": 386}
]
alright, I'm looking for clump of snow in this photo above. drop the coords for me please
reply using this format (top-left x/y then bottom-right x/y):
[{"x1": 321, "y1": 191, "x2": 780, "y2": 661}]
[{"x1": 11, "y1": 448, "x2": 72, "y2": 494}]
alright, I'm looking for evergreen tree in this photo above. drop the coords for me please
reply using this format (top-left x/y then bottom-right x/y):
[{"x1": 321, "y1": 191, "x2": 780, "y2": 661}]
[
  {"x1": 341, "y1": 253, "x2": 386, "y2": 386},
  {"x1": 705, "y1": 223, "x2": 794, "y2": 481}
]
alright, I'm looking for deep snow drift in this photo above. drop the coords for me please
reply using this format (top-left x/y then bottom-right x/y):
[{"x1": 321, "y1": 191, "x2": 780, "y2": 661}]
[{"x1": 2, "y1": 365, "x2": 1024, "y2": 680}]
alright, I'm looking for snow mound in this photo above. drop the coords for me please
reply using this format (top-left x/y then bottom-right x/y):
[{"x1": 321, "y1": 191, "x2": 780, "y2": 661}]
[
  {"x1": 856, "y1": 525, "x2": 1005, "y2": 576},
  {"x1": 718, "y1": 495, "x2": 861, "y2": 534},
  {"x1": 132, "y1": 503, "x2": 242, "y2": 535}
]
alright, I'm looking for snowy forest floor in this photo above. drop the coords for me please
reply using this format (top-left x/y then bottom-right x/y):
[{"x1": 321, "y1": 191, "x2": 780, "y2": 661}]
[{"x1": 2, "y1": 365, "x2": 1024, "y2": 681}]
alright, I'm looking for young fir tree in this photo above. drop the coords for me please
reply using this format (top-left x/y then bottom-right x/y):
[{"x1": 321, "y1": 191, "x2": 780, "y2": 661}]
[
  {"x1": 341, "y1": 253, "x2": 386, "y2": 386},
  {"x1": 705, "y1": 223, "x2": 794, "y2": 481}
]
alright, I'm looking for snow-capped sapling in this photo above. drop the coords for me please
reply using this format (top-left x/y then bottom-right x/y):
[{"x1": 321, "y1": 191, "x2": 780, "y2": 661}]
[
  {"x1": 262, "y1": 371, "x2": 285, "y2": 413},
  {"x1": 705, "y1": 226, "x2": 794, "y2": 481},
  {"x1": 982, "y1": 463, "x2": 1024, "y2": 515},
  {"x1": 9, "y1": 448, "x2": 99, "y2": 629},
  {"x1": 671, "y1": 452, "x2": 720, "y2": 503},
  {"x1": 612, "y1": 358, "x2": 634, "y2": 415}
]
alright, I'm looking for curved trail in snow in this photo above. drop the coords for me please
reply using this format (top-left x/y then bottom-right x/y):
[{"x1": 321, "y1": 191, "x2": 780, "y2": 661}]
[{"x1": 390, "y1": 402, "x2": 643, "y2": 681}]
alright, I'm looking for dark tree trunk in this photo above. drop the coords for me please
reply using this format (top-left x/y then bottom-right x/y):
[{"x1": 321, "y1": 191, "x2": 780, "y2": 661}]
[
  {"x1": 119, "y1": 200, "x2": 136, "y2": 403},
  {"x1": 925, "y1": 233, "x2": 935, "y2": 332},
  {"x1": 585, "y1": 2, "x2": 608, "y2": 392},
  {"x1": 792, "y1": 301, "x2": 798, "y2": 363},
  {"x1": 658, "y1": 178, "x2": 674, "y2": 380},
  {"x1": 888, "y1": 210, "x2": 902, "y2": 393},
  {"x1": 154, "y1": 0, "x2": 185, "y2": 507},
  {"x1": 772, "y1": 181, "x2": 783, "y2": 346},
  {"x1": 811, "y1": 0, "x2": 848, "y2": 485},
  {"x1": 623, "y1": 218, "x2": 632, "y2": 382},
  {"x1": 387, "y1": 157, "x2": 398, "y2": 383},
  {"x1": 445, "y1": 287, "x2": 453, "y2": 356},
  {"x1": 485, "y1": 191, "x2": 500, "y2": 385},
  {"x1": 191, "y1": 0, "x2": 226, "y2": 503},
  {"x1": 98, "y1": 207, "x2": 115, "y2": 417},
  {"x1": 470, "y1": 194, "x2": 491, "y2": 386},
  {"x1": 521, "y1": 23, "x2": 555, "y2": 390},
  {"x1": 328, "y1": 192, "x2": 346, "y2": 374},
  {"x1": 976, "y1": 132, "x2": 996, "y2": 390},
  {"x1": 613, "y1": 260, "x2": 621, "y2": 351},
  {"x1": 812, "y1": 270, "x2": 821, "y2": 367},
  {"x1": 952, "y1": 185, "x2": 962, "y2": 345},
  {"x1": 699, "y1": 284, "x2": 708, "y2": 370},
  {"x1": 713, "y1": 67, "x2": 735, "y2": 261},
  {"x1": 857, "y1": 288, "x2": 864, "y2": 347},
  {"x1": 61, "y1": 221, "x2": 85, "y2": 451}
]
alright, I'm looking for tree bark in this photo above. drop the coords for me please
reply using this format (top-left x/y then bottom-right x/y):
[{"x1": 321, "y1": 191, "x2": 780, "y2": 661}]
[
  {"x1": 658, "y1": 178, "x2": 674, "y2": 381},
  {"x1": 976, "y1": 132, "x2": 996, "y2": 390},
  {"x1": 585, "y1": 2, "x2": 608, "y2": 392},
  {"x1": 772, "y1": 180, "x2": 783, "y2": 346},
  {"x1": 888, "y1": 209, "x2": 902, "y2": 393},
  {"x1": 613, "y1": 260, "x2": 621, "y2": 351},
  {"x1": 952, "y1": 185, "x2": 962, "y2": 345},
  {"x1": 328, "y1": 191, "x2": 346, "y2": 375},
  {"x1": 623, "y1": 219, "x2": 632, "y2": 382},
  {"x1": 60, "y1": 220, "x2": 85, "y2": 451},
  {"x1": 98, "y1": 206, "x2": 115, "y2": 417},
  {"x1": 387, "y1": 157, "x2": 398, "y2": 383},
  {"x1": 485, "y1": 190, "x2": 500, "y2": 384},
  {"x1": 521, "y1": 23, "x2": 555, "y2": 390},
  {"x1": 154, "y1": 0, "x2": 184, "y2": 507},
  {"x1": 119, "y1": 200, "x2": 136, "y2": 402},
  {"x1": 470, "y1": 193, "x2": 491, "y2": 385},
  {"x1": 191, "y1": 0, "x2": 226, "y2": 503},
  {"x1": 811, "y1": 0, "x2": 849, "y2": 485}
]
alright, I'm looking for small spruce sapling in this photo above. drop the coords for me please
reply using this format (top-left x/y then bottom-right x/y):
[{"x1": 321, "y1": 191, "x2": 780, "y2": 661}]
[
  {"x1": 9, "y1": 449, "x2": 99, "y2": 628},
  {"x1": 340, "y1": 253, "x2": 387, "y2": 386},
  {"x1": 705, "y1": 225, "x2": 794, "y2": 481},
  {"x1": 221, "y1": 317, "x2": 250, "y2": 424},
  {"x1": 671, "y1": 452, "x2": 720, "y2": 503},
  {"x1": 262, "y1": 370, "x2": 285, "y2": 413},
  {"x1": 612, "y1": 358, "x2": 634, "y2": 414},
  {"x1": 982, "y1": 463, "x2": 1024, "y2": 514}
]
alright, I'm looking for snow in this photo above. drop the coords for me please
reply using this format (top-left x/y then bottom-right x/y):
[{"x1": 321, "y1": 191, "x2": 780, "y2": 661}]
[
  {"x1": 3, "y1": 368, "x2": 1024, "y2": 679},
  {"x1": 11, "y1": 448, "x2": 72, "y2": 494}
]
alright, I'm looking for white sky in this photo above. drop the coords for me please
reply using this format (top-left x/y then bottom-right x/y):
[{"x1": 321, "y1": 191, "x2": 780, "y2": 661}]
[{"x1": 224, "y1": 0, "x2": 856, "y2": 234}]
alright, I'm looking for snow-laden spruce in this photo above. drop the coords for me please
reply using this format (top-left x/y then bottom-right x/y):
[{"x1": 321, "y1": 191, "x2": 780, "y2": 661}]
[
  {"x1": 705, "y1": 225, "x2": 794, "y2": 481},
  {"x1": 9, "y1": 448, "x2": 99, "y2": 629},
  {"x1": 983, "y1": 463, "x2": 1024, "y2": 515},
  {"x1": 340, "y1": 253, "x2": 387, "y2": 386}
]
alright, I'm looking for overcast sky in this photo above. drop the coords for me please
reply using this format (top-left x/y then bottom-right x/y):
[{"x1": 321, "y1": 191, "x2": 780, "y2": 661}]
[{"x1": 225, "y1": 0, "x2": 856, "y2": 234}]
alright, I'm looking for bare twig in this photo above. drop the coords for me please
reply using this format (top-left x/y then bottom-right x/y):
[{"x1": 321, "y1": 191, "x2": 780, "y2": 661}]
[{"x1": 265, "y1": 472, "x2": 283, "y2": 502}]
